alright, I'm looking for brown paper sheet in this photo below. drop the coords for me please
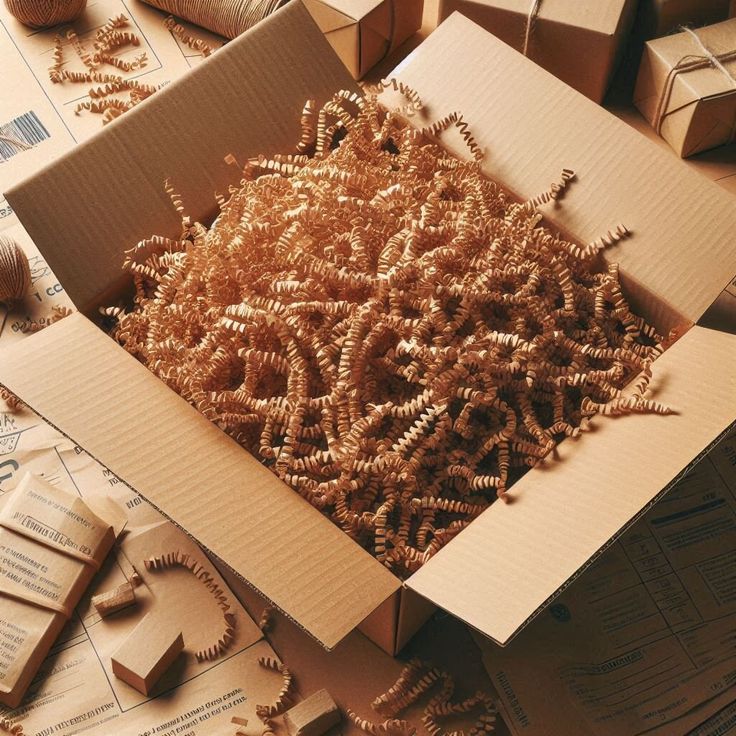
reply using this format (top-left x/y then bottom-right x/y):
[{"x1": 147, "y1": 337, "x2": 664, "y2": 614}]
[
  {"x1": 0, "y1": 474, "x2": 116, "y2": 707},
  {"x1": 474, "y1": 426, "x2": 736, "y2": 736},
  {"x1": 0, "y1": 406, "x2": 282, "y2": 734}
]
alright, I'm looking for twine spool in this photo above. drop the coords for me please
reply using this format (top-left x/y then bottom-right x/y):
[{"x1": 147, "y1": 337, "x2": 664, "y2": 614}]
[
  {"x1": 4, "y1": 0, "x2": 86, "y2": 28},
  {"x1": 141, "y1": 0, "x2": 287, "y2": 40},
  {"x1": 0, "y1": 235, "x2": 31, "y2": 304}
]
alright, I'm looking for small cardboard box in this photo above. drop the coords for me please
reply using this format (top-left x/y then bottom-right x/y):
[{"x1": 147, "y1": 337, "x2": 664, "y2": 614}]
[
  {"x1": 638, "y1": 0, "x2": 733, "y2": 39},
  {"x1": 635, "y1": 19, "x2": 736, "y2": 158},
  {"x1": 436, "y1": 0, "x2": 637, "y2": 102},
  {"x1": 2, "y1": 4, "x2": 736, "y2": 657},
  {"x1": 304, "y1": 0, "x2": 423, "y2": 79}
]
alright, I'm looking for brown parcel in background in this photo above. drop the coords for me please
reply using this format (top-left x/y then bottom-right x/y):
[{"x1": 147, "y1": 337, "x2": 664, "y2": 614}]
[
  {"x1": 303, "y1": 0, "x2": 424, "y2": 79},
  {"x1": 2, "y1": 3, "x2": 736, "y2": 657},
  {"x1": 635, "y1": 18, "x2": 736, "y2": 158},
  {"x1": 436, "y1": 0, "x2": 637, "y2": 102}
]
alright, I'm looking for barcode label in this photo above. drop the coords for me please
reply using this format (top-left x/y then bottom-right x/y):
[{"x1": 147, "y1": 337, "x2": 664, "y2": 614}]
[{"x1": 0, "y1": 111, "x2": 50, "y2": 162}]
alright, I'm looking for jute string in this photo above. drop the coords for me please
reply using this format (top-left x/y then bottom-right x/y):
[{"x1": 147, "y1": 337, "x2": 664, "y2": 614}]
[
  {"x1": 139, "y1": 0, "x2": 285, "y2": 39},
  {"x1": 0, "y1": 235, "x2": 31, "y2": 304},
  {"x1": 654, "y1": 26, "x2": 736, "y2": 135},
  {"x1": 3, "y1": 0, "x2": 86, "y2": 28}
]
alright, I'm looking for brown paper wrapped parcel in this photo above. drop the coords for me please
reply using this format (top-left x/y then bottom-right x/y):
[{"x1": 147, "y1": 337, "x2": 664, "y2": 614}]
[
  {"x1": 635, "y1": 18, "x2": 736, "y2": 157},
  {"x1": 437, "y1": 0, "x2": 637, "y2": 102}
]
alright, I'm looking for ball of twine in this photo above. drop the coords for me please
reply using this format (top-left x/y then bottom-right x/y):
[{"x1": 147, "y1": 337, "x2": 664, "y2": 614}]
[
  {"x1": 4, "y1": 0, "x2": 87, "y2": 28},
  {"x1": 0, "y1": 235, "x2": 32, "y2": 304},
  {"x1": 140, "y1": 0, "x2": 286, "y2": 39}
]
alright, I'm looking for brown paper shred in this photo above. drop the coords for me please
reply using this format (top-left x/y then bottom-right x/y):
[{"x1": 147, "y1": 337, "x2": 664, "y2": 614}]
[
  {"x1": 47, "y1": 15, "x2": 153, "y2": 125},
  {"x1": 0, "y1": 718, "x2": 23, "y2": 735},
  {"x1": 255, "y1": 656, "x2": 296, "y2": 727},
  {"x1": 163, "y1": 15, "x2": 214, "y2": 58},
  {"x1": 420, "y1": 112, "x2": 484, "y2": 162},
  {"x1": 258, "y1": 604, "x2": 275, "y2": 632},
  {"x1": 65, "y1": 27, "x2": 95, "y2": 69},
  {"x1": 0, "y1": 387, "x2": 23, "y2": 413},
  {"x1": 111, "y1": 83, "x2": 674, "y2": 577},
  {"x1": 377, "y1": 78, "x2": 423, "y2": 117},
  {"x1": 143, "y1": 551, "x2": 236, "y2": 662},
  {"x1": 49, "y1": 35, "x2": 64, "y2": 81},
  {"x1": 354, "y1": 659, "x2": 496, "y2": 736},
  {"x1": 17, "y1": 304, "x2": 73, "y2": 334}
]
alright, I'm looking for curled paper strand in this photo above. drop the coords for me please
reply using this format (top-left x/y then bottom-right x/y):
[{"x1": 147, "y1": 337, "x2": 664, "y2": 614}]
[
  {"x1": 0, "y1": 717, "x2": 23, "y2": 735},
  {"x1": 47, "y1": 15, "x2": 154, "y2": 125},
  {"x1": 143, "y1": 551, "x2": 236, "y2": 662},
  {"x1": 255, "y1": 656, "x2": 295, "y2": 724},
  {"x1": 111, "y1": 84, "x2": 672, "y2": 576},
  {"x1": 353, "y1": 659, "x2": 497, "y2": 736}
]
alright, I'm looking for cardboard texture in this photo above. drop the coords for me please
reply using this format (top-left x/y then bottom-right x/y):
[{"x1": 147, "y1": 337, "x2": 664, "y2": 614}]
[
  {"x1": 304, "y1": 0, "x2": 423, "y2": 79},
  {"x1": 3, "y1": 7, "x2": 736, "y2": 652},
  {"x1": 436, "y1": 0, "x2": 637, "y2": 102},
  {"x1": 638, "y1": 0, "x2": 733, "y2": 39},
  {"x1": 635, "y1": 19, "x2": 736, "y2": 157},
  {"x1": 0, "y1": 312, "x2": 400, "y2": 651},
  {"x1": 0, "y1": 473, "x2": 116, "y2": 707},
  {"x1": 0, "y1": 410, "x2": 286, "y2": 734},
  {"x1": 3, "y1": 0, "x2": 361, "y2": 316},
  {"x1": 472, "y1": 426, "x2": 736, "y2": 736}
]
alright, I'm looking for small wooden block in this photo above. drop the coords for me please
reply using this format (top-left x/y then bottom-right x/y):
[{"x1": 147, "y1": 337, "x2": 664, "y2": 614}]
[
  {"x1": 92, "y1": 581, "x2": 137, "y2": 618},
  {"x1": 284, "y1": 689, "x2": 340, "y2": 736},
  {"x1": 111, "y1": 613, "x2": 184, "y2": 695}
]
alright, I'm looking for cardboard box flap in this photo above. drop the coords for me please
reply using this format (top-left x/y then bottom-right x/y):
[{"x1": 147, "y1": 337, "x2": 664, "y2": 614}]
[
  {"x1": 387, "y1": 13, "x2": 736, "y2": 327},
  {"x1": 4, "y1": 1, "x2": 359, "y2": 315},
  {"x1": 0, "y1": 313, "x2": 400, "y2": 649},
  {"x1": 406, "y1": 325, "x2": 736, "y2": 645}
]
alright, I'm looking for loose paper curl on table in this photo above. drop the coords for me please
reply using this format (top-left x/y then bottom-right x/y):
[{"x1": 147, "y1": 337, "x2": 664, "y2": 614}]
[
  {"x1": 140, "y1": 0, "x2": 286, "y2": 39},
  {"x1": 0, "y1": 717, "x2": 22, "y2": 735},
  {"x1": 4, "y1": 0, "x2": 86, "y2": 28},
  {"x1": 144, "y1": 550, "x2": 236, "y2": 662},
  {"x1": 251, "y1": 656, "x2": 296, "y2": 736},
  {"x1": 110, "y1": 80, "x2": 674, "y2": 578},
  {"x1": 349, "y1": 658, "x2": 497, "y2": 736}
]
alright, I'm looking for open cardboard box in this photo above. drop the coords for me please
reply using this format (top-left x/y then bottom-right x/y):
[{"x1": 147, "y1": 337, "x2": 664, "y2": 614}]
[{"x1": 2, "y1": 3, "x2": 736, "y2": 656}]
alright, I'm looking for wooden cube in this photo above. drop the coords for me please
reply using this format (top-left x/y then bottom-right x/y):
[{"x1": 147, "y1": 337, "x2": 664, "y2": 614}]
[
  {"x1": 112, "y1": 613, "x2": 184, "y2": 695},
  {"x1": 284, "y1": 689, "x2": 340, "y2": 736}
]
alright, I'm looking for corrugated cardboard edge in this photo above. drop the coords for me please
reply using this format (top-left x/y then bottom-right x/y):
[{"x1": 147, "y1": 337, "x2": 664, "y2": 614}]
[
  {"x1": 0, "y1": 314, "x2": 401, "y2": 650},
  {"x1": 406, "y1": 325, "x2": 736, "y2": 644},
  {"x1": 385, "y1": 12, "x2": 736, "y2": 327},
  {"x1": 4, "y1": 1, "x2": 362, "y2": 315}
]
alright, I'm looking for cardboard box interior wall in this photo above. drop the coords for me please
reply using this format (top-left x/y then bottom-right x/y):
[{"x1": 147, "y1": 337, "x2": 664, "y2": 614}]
[{"x1": 3, "y1": 3, "x2": 736, "y2": 656}]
